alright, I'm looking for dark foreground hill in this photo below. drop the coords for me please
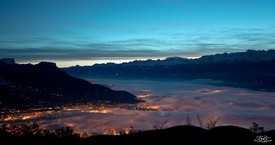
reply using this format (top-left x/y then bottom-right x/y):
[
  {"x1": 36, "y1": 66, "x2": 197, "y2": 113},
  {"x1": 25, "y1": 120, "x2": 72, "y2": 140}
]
[
  {"x1": 0, "y1": 58, "x2": 140, "y2": 109},
  {"x1": 0, "y1": 124, "x2": 274, "y2": 145},
  {"x1": 64, "y1": 49, "x2": 275, "y2": 91},
  {"x1": 86, "y1": 125, "x2": 274, "y2": 145}
]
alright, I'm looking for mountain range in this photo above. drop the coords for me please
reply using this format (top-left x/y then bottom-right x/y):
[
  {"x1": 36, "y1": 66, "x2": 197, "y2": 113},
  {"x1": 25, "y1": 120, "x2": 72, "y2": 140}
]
[
  {"x1": 0, "y1": 58, "x2": 140, "y2": 109},
  {"x1": 64, "y1": 49, "x2": 275, "y2": 91}
]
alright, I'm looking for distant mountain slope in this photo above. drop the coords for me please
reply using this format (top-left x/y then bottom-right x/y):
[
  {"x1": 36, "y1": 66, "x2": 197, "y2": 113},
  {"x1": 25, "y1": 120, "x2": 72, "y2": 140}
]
[
  {"x1": 0, "y1": 58, "x2": 140, "y2": 109},
  {"x1": 63, "y1": 50, "x2": 275, "y2": 91},
  {"x1": 199, "y1": 49, "x2": 275, "y2": 63}
]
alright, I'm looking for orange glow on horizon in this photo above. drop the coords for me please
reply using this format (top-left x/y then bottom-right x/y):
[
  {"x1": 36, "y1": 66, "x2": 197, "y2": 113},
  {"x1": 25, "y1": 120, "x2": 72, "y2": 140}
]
[{"x1": 17, "y1": 55, "x2": 201, "y2": 67}]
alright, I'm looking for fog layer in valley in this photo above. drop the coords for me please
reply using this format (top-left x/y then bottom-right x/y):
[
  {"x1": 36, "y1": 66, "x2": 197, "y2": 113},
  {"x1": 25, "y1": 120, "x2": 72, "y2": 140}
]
[{"x1": 3, "y1": 79, "x2": 275, "y2": 135}]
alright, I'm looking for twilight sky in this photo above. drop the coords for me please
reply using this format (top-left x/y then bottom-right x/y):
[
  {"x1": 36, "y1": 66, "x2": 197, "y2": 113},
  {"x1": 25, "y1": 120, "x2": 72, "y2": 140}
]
[{"x1": 1, "y1": 0, "x2": 275, "y2": 67}]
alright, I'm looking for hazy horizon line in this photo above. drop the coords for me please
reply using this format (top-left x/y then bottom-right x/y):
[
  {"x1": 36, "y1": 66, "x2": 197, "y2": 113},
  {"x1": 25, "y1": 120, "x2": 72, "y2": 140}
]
[{"x1": 2, "y1": 49, "x2": 274, "y2": 68}]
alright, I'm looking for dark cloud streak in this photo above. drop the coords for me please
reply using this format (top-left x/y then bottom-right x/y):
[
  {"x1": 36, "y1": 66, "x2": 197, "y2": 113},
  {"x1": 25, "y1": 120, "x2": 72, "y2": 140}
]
[{"x1": 1, "y1": 27, "x2": 275, "y2": 65}]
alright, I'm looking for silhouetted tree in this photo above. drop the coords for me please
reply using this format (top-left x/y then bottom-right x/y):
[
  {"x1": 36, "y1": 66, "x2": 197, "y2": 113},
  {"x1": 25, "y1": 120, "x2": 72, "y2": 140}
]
[
  {"x1": 185, "y1": 116, "x2": 192, "y2": 125},
  {"x1": 0, "y1": 122, "x2": 78, "y2": 138},
  {"x1": 0, "y1": 124, "x2": 10, "y2": 137},
  {"x1": 196, "y1": 114, "x2": 204, "y2": 128},
  {"x1": 250, "y1": 122, "x2": 264, "y2": 133},
  {"x1": 206, "y1": 116, "x2": 220, "y2": 129},
  {"x1": 152, "y1": 120, "x2": 168, "y2": 130},
  {"x1": 54, "y1": 126, "x2": 74, "y2": 137}
]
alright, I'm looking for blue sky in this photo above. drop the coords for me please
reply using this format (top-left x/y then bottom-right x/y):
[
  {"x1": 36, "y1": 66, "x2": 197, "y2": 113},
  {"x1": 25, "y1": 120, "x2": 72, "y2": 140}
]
[{"x1": 0, "y1": 0, "x2": 275, "y2": 67}]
